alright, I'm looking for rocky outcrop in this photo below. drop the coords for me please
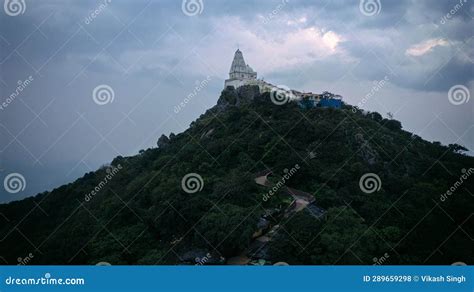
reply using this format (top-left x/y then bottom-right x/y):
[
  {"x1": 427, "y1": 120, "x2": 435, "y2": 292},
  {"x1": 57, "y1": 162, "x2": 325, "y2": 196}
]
[
  {"x1": 200, "y1": 128, "x2": 214, "y2": 139},
  {"x1": 157, "y1": 134, "x2": 170, "y2": 148},
  {"x1": 216, "y1": 85, "x2": 261, "y2": 110},
  {"x1": 355, "y1": 133, "x2": 378, "y2": 165},
  {"x1": 236, "y1": 85, "x2": 260, "y2": 103}
]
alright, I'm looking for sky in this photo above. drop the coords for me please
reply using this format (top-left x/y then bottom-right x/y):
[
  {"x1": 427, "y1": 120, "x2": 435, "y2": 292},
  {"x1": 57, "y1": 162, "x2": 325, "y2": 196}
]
[{"x1": 0, "y1": 0, "x2": 473, "y2": 203}]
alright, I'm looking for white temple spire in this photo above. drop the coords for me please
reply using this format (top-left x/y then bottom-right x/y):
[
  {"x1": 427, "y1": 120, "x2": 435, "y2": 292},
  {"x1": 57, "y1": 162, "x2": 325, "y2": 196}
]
[{"x1": 224, "y1": 49, "x2": 257, "y2": 89}]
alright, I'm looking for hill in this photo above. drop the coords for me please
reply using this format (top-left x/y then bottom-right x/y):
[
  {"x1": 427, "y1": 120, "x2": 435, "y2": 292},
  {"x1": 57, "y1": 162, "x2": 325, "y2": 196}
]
[{"x1": 0, "y1": 85, "x2": 472, "y2": 265}]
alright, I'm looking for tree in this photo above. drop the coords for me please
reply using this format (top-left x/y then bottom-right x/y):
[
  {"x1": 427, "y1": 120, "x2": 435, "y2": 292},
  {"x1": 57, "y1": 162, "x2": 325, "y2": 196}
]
[
  {"x1": 157, "y1": 134, "x2": 170, "y2": 148},
  {"x1": 194, "y1": 204, "x2": 260, "y2": 256},
  {"x1": 384, "y1": 119, "x2": 402, "y2": 131},
  {"x1": 368, "y1": 112, "x2": 383, "y2": 122},
  {"x1": 448, "y1": 143, "x2": 468, "y2": 154},
  {"x1": 268, "y1": 211, "x2": 322, "y2": 264},
  {"x1": 316, "y1": 207, "x2": 374, "y2": 264}
]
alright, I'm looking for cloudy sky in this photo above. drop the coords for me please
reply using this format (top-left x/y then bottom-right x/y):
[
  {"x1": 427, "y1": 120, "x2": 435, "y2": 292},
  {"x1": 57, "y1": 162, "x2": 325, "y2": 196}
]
[{"x1": 0, "y1": 0, "x2": 473, "y2": 203}]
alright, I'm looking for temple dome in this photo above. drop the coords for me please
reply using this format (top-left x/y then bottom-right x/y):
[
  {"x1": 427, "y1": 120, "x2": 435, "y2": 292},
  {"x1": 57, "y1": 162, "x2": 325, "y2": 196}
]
[{"x1": 228, "y1": 49, "x2": 257, "y2": 80}]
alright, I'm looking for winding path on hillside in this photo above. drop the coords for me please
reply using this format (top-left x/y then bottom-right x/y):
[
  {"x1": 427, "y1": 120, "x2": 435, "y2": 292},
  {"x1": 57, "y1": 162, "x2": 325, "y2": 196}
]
[
  {"x1": 254, "y1": 170, "x2": 316, "y2": 212},
  {"x1": 227, "y1": 170, "x2": 324, "y2": 265}
]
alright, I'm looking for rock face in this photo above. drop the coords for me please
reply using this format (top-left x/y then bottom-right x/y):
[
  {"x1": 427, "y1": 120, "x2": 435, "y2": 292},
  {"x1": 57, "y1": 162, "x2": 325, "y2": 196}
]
[
  {"x1": 236, "y1": 85, "x2": 261, "y2": 102},
  {"x1": 216, "y1": 85, "x2": 261, "y2": 110},
  {"x1": 157, "y1": 134, "x2": 170, "y2": 148},
  {"x1": 200, "y1": 128, "x2": 214, "y2": 139},
  {"x1": 355, "y1": 133, "x2": 378, "y2": 165}
]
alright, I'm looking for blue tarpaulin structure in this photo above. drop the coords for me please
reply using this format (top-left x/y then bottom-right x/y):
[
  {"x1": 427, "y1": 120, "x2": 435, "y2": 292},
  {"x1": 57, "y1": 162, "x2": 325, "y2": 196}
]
[
  {"x1": 318, "y1": 97, "x2": 342, "y2": 108},
  {"x1": 297, "y1": 97, "x2": 342, "y2": 109}
]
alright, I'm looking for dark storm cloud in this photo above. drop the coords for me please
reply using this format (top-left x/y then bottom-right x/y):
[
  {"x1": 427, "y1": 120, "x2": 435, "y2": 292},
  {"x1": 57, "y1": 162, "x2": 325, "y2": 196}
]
[{"x1": 0, "y1": 0, "x2": 472, "y2": 202}]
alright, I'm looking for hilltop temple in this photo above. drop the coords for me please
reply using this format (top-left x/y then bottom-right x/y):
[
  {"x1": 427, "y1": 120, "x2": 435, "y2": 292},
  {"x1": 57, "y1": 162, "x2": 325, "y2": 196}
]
[
  {"x1": 224, "y1": 49, "x2": 257, "y2": 89},
  {"x1": 223, "y1": 49, "x2": 279, "y2": 93},
  {"x1": 224, "y1": 49, "x2": 342, "y2": 109}
]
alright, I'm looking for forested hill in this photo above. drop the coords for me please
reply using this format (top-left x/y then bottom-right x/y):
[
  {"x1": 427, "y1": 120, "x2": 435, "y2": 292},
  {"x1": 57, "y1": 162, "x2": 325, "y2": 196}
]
[{"x1": 1, "y1": 85, "x2": 472, "y2": 265}]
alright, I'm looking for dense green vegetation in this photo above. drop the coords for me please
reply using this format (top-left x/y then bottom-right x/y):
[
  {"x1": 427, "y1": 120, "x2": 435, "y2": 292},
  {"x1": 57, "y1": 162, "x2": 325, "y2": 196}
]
[{"x1": 0, "y1": 86, "x2": 472, "y2": 265}]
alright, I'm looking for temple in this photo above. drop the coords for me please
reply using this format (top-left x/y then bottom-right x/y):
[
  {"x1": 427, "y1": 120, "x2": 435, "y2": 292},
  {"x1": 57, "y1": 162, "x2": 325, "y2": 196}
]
[
  {"x1": 223, "y1": 49, "x2": 342, "y2": 109},
  {"x1": 224, "y1": 49, "x2": 257, "y2": 89}
]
